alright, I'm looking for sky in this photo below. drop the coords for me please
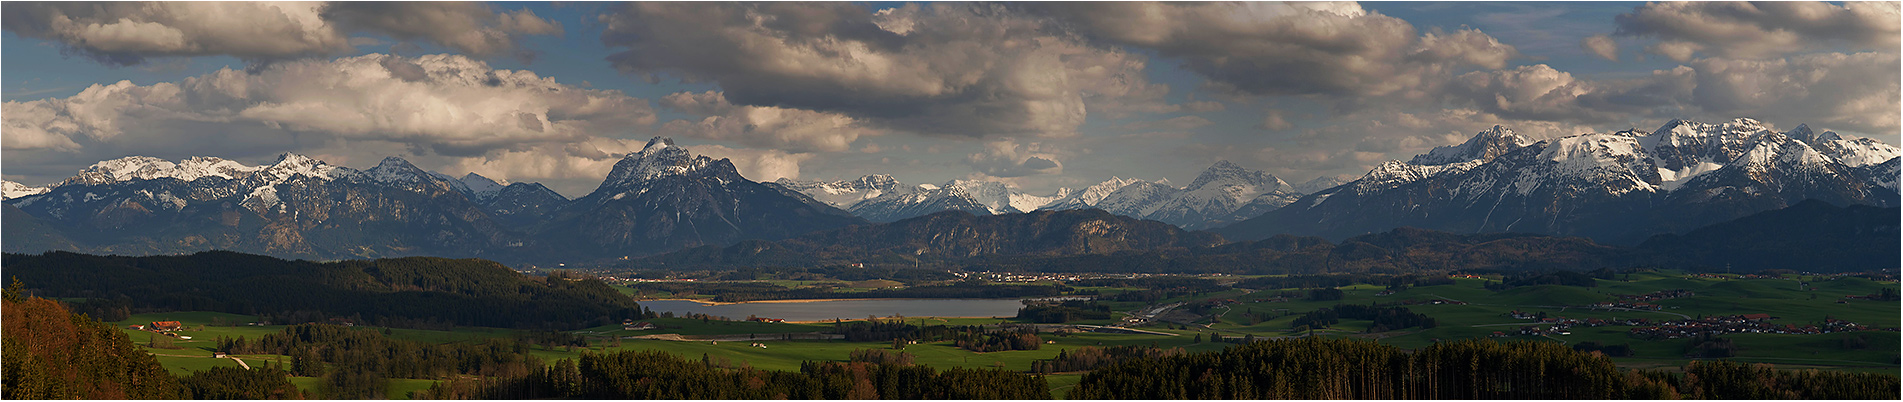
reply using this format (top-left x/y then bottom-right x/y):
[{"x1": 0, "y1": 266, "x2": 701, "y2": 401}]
[{"x1": 3, "y1": 1, "x2": 1898, "y2": 198}]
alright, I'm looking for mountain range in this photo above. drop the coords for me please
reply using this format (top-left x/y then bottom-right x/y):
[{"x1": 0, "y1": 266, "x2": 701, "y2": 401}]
[
  {"x1": 4, "y1": 117, "x2": 1895, "y2": 265},
  {"x1": 2, "y1": 137, "x2": 863, "y2": 262},
  {"x1": 1215, "y1": 118, "x2": 1900, "y2": 245},
  {"x1": 774, "y1": 159, "x2": 1301, "y2": 229}
]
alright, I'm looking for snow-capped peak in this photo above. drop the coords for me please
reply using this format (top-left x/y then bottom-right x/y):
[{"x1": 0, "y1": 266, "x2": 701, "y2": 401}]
[
  {"x1": 258, "y1": 152, "x2": 346, "y2": 181},
  {"x1": 943, "y1": 179, "x2": 1016, "y2": 214},
  {"x1": 600, "y1": 137, "x2": 713, "y2": 188},
  {"x1": 1410, "y1": 125, "x2": 1533, "y2": 165},
  {"x1": 366, "y1": 157, "x2": 432, "y2": 184},
  {"x1": 460, "y1": 173, "x2": 507, "y2": 195},
  {"x1": 2, "y1": 180, "x2": 49, "y2": 200}
]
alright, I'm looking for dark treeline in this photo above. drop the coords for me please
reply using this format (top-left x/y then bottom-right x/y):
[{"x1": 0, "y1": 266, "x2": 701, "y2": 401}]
[
  {"x1": 831, "y1": 318, "x2": 958, "y2": 342},
  {"x1": 1031, "y1": 345, "x2": 1185, "y2": 374},
  {"x1": 952, "y1": 327, "x2": 1042, "y2": 353},
  {"x1": 848, "y1": 349, "x2": 916, "y2": 366},
  {"x1": 1671, "y1": 359, "x2": 1900, "y2": 399},
  {"x1": 1484, "y1": 268, "x2": 1615, "y2": 290},
  {"x1": 415, "y1": 350, "x2": 1049, "y2": 399},
  {"x1": 176, "y1": 366, "x2": 304, "y2": 400},
  {"x1": 4, "y1": 250, "x2": 650, "y2": 330},
  {"x1": 628, "y1": 280, "x2": 1063, "y2": 303},
  {"x1": 1291, "y1": 304, "x2": 1437, "y2": 332},
  {"x1": 214, "y1": 323, "x2": 546, "y2": 398},
  {"x1": 1070, "y1": 337, "x2": 1899, "y2": 399},
  {"x1": 1017, "y1": 300, "x2": 1113, "y2": 323}
]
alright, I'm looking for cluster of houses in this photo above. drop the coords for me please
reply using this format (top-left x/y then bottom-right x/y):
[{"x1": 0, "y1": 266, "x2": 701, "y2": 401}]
[
  {"x1": 968, "y1": 271, "x2": 1160, "y2": 283},
  {"x1": 125, "y1": 321, "x2": 193, "y2": 340},
  {"x1": 1626, "y1": 314, "x2": 1876, "y2": 339},
  {"x1": 1616, "y1": 289, "x2": 1694, "y2": 302},
  {"x1": 622, "y1": 319, "x2": 658, "y2": 331},
  {"x1": 1398, "y1": 298, "x2": 1467, "y2": 306},
  {"x1": 1497, "y1": 312, "x2": 1655, "y2": 337}
]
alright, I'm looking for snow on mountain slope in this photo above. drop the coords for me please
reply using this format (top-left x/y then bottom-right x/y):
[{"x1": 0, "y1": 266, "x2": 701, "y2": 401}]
[
  {"x1": 1147, "y1": 160, "x2": 1297, "y2": 229},
  {"x1": 1410, "y1": 125, "x2": 1532, "y2": 165},
  {"x1": 1217, "y1": 117, "x2": 1899, "y2": 245},
  {"x1": 1, "y1": 181, "x2": 48, "y2": 200},
  {"x1": 773, "y1": 175, "x2": 903, "y2": 209}
]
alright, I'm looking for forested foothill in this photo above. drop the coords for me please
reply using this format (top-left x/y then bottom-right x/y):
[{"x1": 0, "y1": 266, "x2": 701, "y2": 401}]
[{"x1": 2, "y1": 250, "x2": 650, "y2": 330}]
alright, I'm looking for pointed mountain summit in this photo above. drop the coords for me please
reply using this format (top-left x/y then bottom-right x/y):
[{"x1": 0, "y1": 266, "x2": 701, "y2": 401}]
[
  {"x1": 1410, "y1": 125, "x2": 1533, "y2": 165},
  {"x1": 538, "y1": 137, "x2": 864, "y2": 257}
]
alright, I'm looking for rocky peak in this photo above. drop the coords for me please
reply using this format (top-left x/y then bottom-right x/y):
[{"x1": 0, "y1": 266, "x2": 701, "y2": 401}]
[
  {"x1": 1410, "y1": 125, "x2": 1533, "y2": 165},
  {"x1": 599, "y1": 137, "x2": 718, "y2": 191}
]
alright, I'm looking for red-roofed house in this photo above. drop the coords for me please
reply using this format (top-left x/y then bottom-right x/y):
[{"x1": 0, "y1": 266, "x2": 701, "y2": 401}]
[{"x1": 150, "y1": 321, "x2": 183, "y2": 332}]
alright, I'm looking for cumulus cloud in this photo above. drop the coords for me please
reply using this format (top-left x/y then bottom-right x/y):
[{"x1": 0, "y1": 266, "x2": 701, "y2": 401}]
[
  {"x1": 1033, "y1": 2, "x2": 1520, "y2": 99},
  {"x1": 0, "y1": 1, "x2": 562, "y2": 65},
  {"x1": 684, "y1": 144, "x2": 814, "y2": 182},
  {"x1": 598, "y1": 2, "x2": 1176, "y2": 139},
  {"x1": 2, "y1": 53, "x2": 654, "y2": 167},
  {"x1": 1258, "y1": 110, "x2": 1294, "y2": 131},
  {"x1": 321, "y1": 2, "x2": 563, "y2": 59},
  {"x1": 1684, "y1": 52, "x2": 1900, "y2": 133},
  {"x1": 1582, "y1": 34, "x2": 1619, "y2": 61},
  {"x1": 1614, "y1": 1, "x2": 1900, "y2": 61},
  {"x1": 964, "y1": 139, "x2": 1064, "y2": 178},
  {"x1": 657, "y1": 91, "x2": 880, "y2": 153},
  {"x1": 1120, "y1": 116, "x2": 1213, "y2": 132}
]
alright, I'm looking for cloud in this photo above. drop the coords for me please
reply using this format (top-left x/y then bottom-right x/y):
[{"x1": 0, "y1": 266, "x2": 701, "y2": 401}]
[
  {"x1": 1258, "y1": 110, "x2": 1294, "y2": 131},
  {"x1": 1034, "y1": 2, "x2": 1520, "y2": 99},
  {"x1": 964, "y1": 139, "x2": 1064, "y2": 178},
  {"x1": 321, "y1": 2, "x2": 563, "y2": 60},
  {"x1": 0, "y1": 1, "x2": 562, "y2": 65},
  {"x1": 597, "y1": 2, "x2": 1175, "y2": 139},
  {"x1": 2, "y1": 53, "x2": 654, "y2": 170},
  {"x1": 1119, "y1": 116, "x2": 1213, "y2": 132},
  {"x1": 657, "y1": 91, "x2": 879, "y2": 153},
  {"x1": 1582, "y1": 34, "x2": 1619, "y2": 61},
  {"x1": 684, "y1": 144, "x2": 813, "y2": 182},
  {"x1": 1614, "y1": 1, "x2": 1900, "y2": 61},
  {"x1": 1684, "y1": 52, "x2": 1900, "y2": 133}
]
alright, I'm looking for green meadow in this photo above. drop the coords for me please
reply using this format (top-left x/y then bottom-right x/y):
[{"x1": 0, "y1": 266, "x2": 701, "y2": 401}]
[{"x1": 113, "y1": 269, "x2": 1899, "y2": 398}]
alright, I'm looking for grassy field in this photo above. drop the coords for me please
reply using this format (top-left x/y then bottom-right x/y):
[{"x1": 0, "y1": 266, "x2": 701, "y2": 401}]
[{"x1": 109, "y1": 269, "x2": 1899, "y2": 399}]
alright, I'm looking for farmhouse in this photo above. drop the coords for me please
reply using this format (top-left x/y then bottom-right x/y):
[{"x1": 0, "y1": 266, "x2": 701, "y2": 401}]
[
  {"x1": 623, "y1": 322, "x2": 658, "y2": 331},
  {"x1": 150, "y1": 321, "x2": 183, "y2": 332}
]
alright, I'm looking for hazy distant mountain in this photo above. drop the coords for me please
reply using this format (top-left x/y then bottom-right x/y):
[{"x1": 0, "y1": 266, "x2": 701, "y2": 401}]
[
  {"x1": 635, "y1": 208, "x2": 1224, "y2": 267},
  {"x1": 1038, "y1": 161, "x2": 1299, "y2": 230},
  {"x1": 1216, "y1": 118, "x2": 1901, "y2": 245},
  {"x1": 774, "y1": 176, "x2": 1071, "y2": 223}
]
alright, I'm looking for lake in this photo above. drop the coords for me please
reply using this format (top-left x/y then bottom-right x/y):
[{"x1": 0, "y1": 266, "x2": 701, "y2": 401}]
[{"x1": 636, "y1": 298, "x2": 1027, "y2": 322}]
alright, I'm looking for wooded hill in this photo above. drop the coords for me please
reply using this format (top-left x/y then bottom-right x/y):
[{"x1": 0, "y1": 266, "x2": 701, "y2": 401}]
[
  {"x1": 624, "y1": 202, "x2": 1899, "y2": 274},
  {"x1": 2, "y1": 251, "x2": 649, "y2": 330}
]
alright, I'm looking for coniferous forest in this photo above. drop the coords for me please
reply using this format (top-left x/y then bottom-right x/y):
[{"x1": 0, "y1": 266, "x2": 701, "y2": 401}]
[{"x1": 1068, "y1": 337, "x2": 1897, "y2": 399}]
